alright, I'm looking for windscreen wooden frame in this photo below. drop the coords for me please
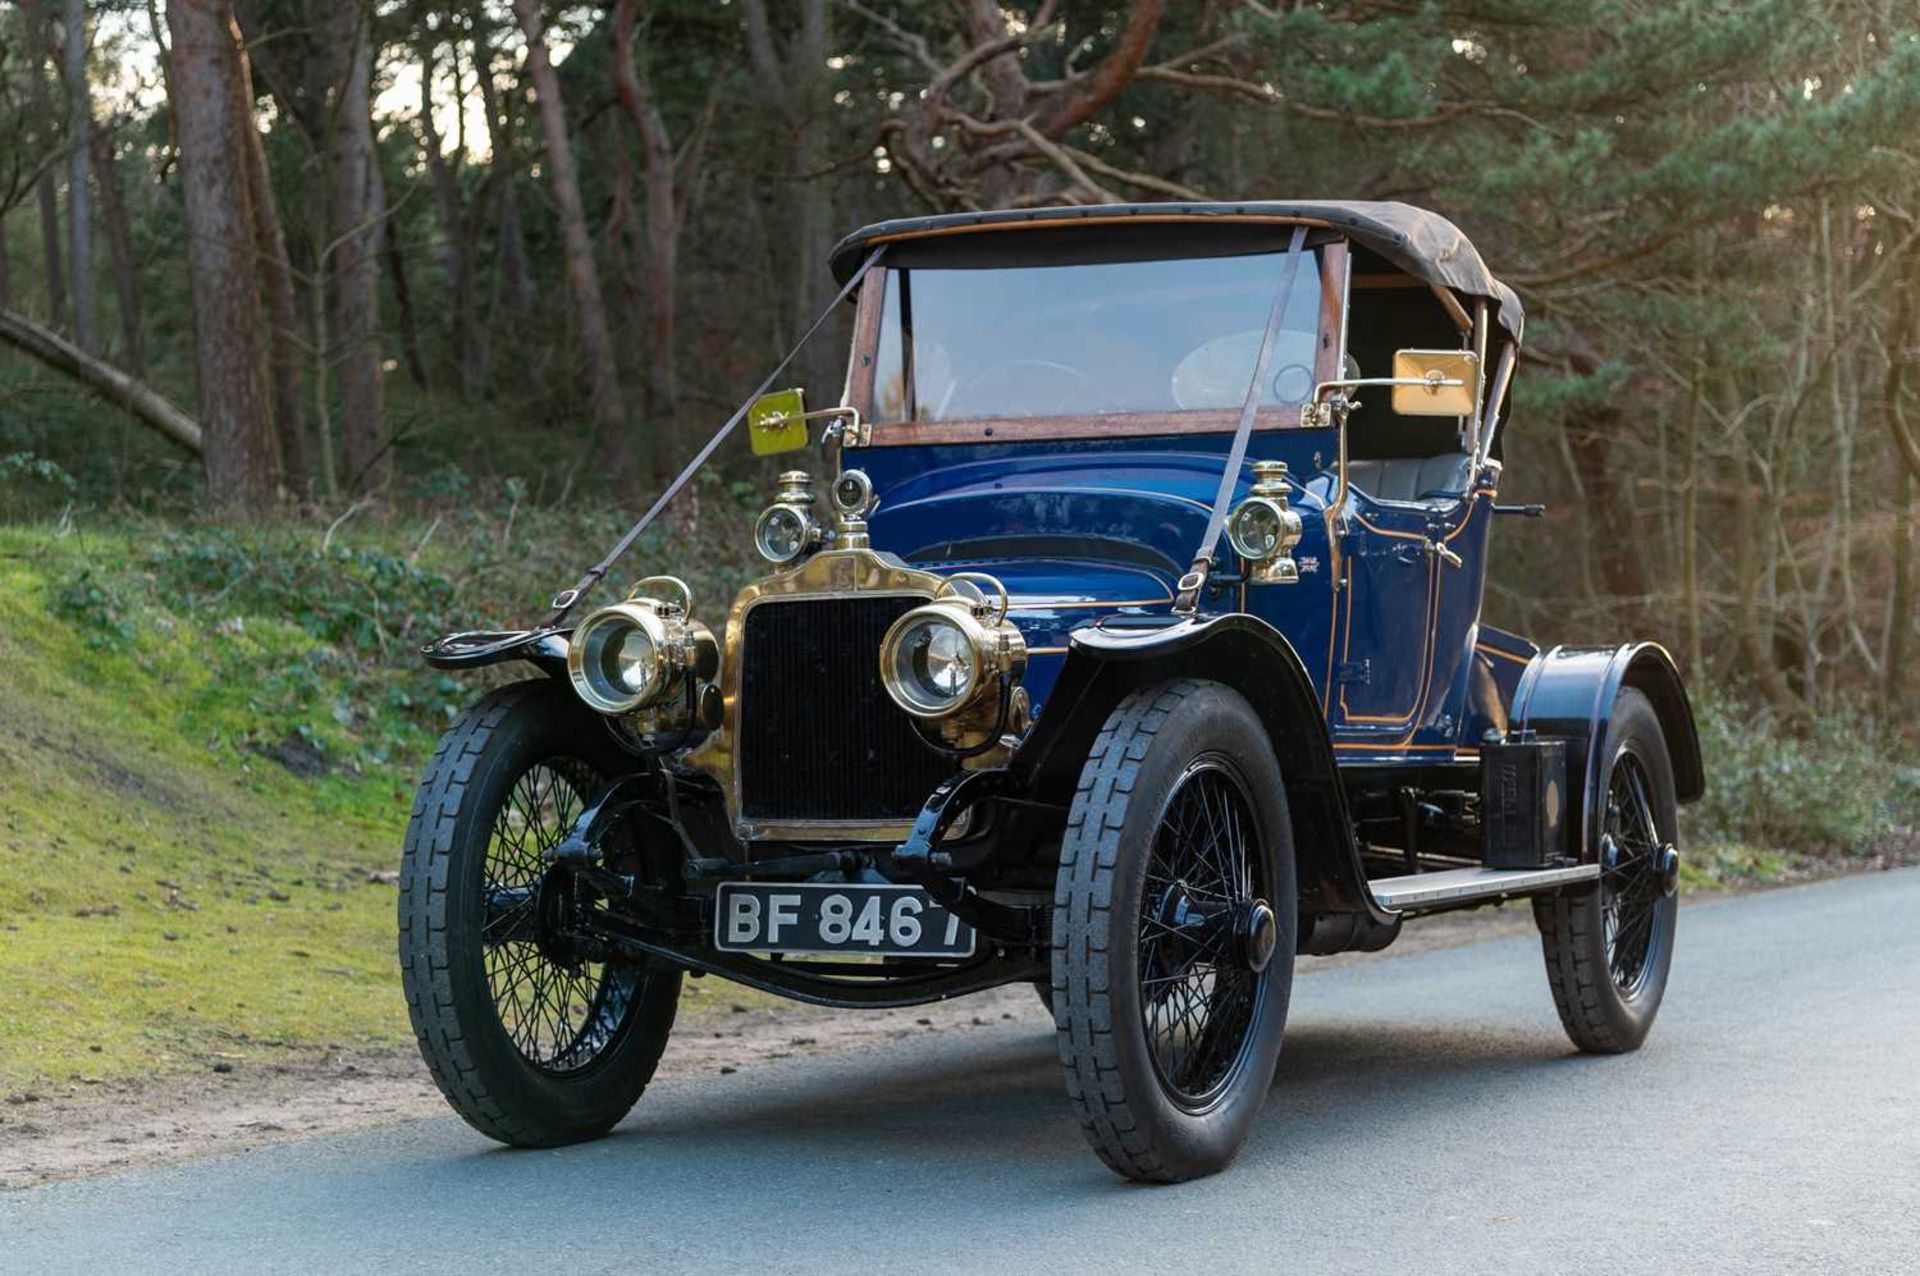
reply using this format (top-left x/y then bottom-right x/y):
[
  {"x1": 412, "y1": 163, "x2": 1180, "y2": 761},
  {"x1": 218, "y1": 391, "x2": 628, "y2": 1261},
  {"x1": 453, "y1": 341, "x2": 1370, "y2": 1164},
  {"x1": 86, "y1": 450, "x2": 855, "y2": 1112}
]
[{"x1": 850, "y1": 235, "x2": 1351, "y2": 447}]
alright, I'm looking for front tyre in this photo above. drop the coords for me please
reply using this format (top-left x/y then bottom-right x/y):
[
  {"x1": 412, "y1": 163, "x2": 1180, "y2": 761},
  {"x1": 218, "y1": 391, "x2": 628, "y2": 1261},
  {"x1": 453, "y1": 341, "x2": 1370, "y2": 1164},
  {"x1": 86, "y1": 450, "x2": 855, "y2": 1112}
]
[
  {"x1": 1053, "y1": 680, "x2": 1296, "y2": 1183},
  {"x1": 399, "y1": 679, "x2": 680, "y2": 1147},
  {"x1": 1534, "y1": 687, "x2": 1681, "y2": 1054}
]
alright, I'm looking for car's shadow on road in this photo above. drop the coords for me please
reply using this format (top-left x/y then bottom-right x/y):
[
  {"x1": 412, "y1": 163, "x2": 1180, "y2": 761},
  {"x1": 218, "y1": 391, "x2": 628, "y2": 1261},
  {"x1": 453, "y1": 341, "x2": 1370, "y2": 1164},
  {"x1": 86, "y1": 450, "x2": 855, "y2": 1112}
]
[{"x1": 458, "y1": 1014, "x2": 1592, "y2": 1195}]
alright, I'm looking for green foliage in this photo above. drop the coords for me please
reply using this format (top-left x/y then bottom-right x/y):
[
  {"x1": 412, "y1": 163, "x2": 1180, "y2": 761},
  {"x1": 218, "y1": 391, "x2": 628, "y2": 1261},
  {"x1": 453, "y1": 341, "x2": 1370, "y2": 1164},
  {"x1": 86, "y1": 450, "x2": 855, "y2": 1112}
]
[
  {"x1": 17, "y1": 468, "x2": 765, "y2": 782},
  {"x1": 151, "y1": 529, "x2": 460, "y2": 656},
  {"x1": 0, "y1": 450, "x2": 79, "y2": 521},
  {"x1": 1685, "y1": 695, "x2": 1920, "y2": 859},
  {"x1": 50, "y1": 568, "x2": 135, "y2": 649},
  {"x1": 0, "y1": 450, "x2": 76, "y2": 490}
]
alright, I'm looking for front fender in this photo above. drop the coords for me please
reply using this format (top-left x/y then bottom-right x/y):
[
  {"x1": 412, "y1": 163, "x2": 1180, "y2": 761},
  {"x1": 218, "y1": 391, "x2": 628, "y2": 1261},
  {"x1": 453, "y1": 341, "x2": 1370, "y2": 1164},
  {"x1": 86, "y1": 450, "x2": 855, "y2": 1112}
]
[
  {"x1": 1511, "y1": 643, "x2": 1704, "y2": 860},
  {"x1": 1011, "y1": 613, "x2": 1393, "y2": 933},
  {"x1": 420, "y1": 628, "x2": 571, "y2": 677}
]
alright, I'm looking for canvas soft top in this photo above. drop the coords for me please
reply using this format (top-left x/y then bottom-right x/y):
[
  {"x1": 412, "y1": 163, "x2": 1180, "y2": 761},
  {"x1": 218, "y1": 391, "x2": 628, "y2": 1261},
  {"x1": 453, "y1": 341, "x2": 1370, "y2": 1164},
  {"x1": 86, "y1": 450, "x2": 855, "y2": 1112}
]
[{"x1": 829, "y1": 200, "x2": 1524, "y2": 341}]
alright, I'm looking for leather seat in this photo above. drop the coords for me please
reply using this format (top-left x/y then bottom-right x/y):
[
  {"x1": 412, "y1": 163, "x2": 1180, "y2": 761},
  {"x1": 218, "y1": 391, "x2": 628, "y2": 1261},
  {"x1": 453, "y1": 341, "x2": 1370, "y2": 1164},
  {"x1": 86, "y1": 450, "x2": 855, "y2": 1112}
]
[{"x1": 1345, "y1": 453, "x2": 1472, "y2": 504}]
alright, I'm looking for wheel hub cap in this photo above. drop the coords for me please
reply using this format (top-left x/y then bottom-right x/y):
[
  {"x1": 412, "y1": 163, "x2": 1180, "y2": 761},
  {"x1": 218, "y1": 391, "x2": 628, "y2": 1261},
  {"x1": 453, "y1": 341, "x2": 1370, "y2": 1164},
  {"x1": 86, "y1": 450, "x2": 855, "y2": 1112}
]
[
  {"x1": 1656, "y1": 843, "x2": 1680, "y2": 897},
  {"x1": 1240, "y1": 900, "x2": 1278, "y2": 973}
]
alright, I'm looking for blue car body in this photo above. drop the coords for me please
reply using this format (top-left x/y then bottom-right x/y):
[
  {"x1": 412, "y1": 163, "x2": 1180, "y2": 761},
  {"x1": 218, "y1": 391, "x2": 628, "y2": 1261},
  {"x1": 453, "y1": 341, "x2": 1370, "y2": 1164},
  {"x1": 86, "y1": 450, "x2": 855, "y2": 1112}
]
[
  {"x1": 430, "y1": 199, "x2": 1704, "y2": 964},
  {"x1": 405, "y1": 204, "x2": 1710, "y2": 1181},
  {"x1": 860, "y1": 431, "x2": 1510, "y2": 761}
]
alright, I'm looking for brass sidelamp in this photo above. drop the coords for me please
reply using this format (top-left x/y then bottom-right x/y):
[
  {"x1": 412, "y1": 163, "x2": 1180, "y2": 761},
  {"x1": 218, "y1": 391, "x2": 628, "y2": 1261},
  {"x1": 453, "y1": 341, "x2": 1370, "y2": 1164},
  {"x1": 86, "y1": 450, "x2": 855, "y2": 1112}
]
[{"x1": 1227, "y1": 460, "x2": 1306, "y2": 585}]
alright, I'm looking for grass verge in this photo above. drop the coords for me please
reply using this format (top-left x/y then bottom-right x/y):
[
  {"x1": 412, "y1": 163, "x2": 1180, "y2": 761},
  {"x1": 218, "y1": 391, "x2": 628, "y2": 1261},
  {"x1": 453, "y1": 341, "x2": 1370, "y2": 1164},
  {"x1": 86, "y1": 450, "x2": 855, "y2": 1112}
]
[{"x1": 0, "y1": 507, "x2": 768, "y2": 1093}]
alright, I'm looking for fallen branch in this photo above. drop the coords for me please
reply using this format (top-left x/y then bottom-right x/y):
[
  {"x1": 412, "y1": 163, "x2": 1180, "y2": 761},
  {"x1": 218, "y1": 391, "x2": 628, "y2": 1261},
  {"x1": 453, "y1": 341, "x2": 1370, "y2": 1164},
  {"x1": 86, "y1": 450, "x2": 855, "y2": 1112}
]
[{"x1": 0, "y1": 307, "x2": 204, "y2": 453}]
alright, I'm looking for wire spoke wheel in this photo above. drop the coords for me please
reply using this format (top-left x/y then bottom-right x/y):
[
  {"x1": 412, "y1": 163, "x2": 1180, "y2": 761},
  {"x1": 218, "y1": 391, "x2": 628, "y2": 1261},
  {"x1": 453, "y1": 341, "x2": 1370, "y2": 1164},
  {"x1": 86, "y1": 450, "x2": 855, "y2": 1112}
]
[
  {"x1": 1532, "y1": 687, "x2": 1680, "y2": 1056},
  {"x1": 1054, "y1": 681, "x2": 1294, "y2": 1182},
  {"x1": 480, "y1": 758, "x2": 639, "y2": 1075},
  {"x1": 1600, "y1": 752, "x2": 1666, "y2": 997},
  {"x1": 401, "y1": 681, "x2": 679, "y2": 1147},
  {"x1": 1138, "y1": 758, "x2": 1266, "y2": 1110}
]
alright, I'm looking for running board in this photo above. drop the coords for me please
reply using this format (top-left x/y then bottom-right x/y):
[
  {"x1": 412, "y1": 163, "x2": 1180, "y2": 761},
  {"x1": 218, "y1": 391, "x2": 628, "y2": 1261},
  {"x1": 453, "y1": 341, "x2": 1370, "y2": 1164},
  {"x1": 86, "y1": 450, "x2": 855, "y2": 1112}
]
[{"x1": 1370, "y1": 863, "x2": 1599, "y2": 913}]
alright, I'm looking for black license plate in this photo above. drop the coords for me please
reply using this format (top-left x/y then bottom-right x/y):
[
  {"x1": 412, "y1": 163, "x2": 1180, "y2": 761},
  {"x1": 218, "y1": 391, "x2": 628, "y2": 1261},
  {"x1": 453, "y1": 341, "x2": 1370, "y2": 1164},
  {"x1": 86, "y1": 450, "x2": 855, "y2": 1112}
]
[{"x1": 713, "y1": 882, "x2": 975, "y2": 958}]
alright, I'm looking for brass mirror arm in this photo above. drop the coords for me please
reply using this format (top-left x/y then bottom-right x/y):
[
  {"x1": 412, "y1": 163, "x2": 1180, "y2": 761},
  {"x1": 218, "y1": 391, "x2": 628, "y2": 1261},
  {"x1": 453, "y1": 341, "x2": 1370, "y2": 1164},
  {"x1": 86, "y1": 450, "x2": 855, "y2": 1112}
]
[
  {"x1": 755, "y1": 402, "x2": 867, "y2": 474},
  {"x1": 1308, "y1": 392, "x2": 1357, "y2": 590},
  {"x1": 1312, "y1": 374, "x2": 1467, "y2": 401}
]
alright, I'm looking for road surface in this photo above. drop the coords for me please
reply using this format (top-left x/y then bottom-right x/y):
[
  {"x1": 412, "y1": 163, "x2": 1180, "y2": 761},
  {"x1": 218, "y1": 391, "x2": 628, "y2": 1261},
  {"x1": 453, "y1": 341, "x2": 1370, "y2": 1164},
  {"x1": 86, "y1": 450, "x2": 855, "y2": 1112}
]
[{"x1": 5, "y1": 869, "x2": 1917, "y2": 1274}]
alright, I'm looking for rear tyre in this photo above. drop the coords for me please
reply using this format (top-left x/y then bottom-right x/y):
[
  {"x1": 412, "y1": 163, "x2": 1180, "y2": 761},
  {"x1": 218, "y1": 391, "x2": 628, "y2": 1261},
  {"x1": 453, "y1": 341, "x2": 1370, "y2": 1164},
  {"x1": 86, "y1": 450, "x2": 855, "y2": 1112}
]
[
  {"x1": 399, "y1": 679, "x2": 680, "y2": 1147},
  {"x1": 1534, "y1": 687, "x2": 1680, "y2": 1054},
  {"x1": 1053, "y1": 680, "x2": 1296, "y2": 1183}
]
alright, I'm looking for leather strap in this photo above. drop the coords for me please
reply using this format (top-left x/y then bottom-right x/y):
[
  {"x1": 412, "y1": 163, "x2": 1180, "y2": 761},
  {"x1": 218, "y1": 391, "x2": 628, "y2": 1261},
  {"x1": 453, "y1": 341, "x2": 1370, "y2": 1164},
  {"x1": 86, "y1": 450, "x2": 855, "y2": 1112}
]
[
  {"x1": 1173, "y1": 225, "x2": 1309, "y2": 614},
  {"x1": 542, "y1": 246, "x2": 886, "y2": 626}
]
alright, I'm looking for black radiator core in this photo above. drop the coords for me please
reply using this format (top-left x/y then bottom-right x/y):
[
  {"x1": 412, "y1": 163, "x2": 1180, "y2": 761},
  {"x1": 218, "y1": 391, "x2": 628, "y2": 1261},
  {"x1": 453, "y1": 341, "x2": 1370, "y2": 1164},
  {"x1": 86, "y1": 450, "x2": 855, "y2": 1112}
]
[{"x1": 738, "y1": 595, "x2": 953, "y2": 822}]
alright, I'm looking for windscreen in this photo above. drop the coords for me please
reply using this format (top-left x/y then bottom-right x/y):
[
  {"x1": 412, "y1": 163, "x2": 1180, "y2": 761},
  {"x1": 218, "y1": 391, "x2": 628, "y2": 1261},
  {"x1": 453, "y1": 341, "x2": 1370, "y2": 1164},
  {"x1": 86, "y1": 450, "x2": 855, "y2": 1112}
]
[{"x1": 871, "y1": 249, "x2": 1324, "y2": 424}]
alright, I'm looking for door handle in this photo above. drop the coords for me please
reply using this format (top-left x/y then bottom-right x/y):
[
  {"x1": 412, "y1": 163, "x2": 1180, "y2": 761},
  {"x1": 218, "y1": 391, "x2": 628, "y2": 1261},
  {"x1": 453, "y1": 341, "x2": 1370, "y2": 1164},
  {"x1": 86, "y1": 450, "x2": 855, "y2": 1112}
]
[{"x1": 1424, "y1": 538, "x2": 1463, "y2": 568}]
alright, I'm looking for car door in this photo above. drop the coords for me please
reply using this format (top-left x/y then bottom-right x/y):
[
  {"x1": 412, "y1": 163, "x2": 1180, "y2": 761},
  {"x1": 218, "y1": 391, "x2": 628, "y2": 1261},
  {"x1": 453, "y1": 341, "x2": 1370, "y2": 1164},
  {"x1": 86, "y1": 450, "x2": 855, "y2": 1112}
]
[{"x1": 1332, "y1": 493, "x2": 1439, "y2": 734}]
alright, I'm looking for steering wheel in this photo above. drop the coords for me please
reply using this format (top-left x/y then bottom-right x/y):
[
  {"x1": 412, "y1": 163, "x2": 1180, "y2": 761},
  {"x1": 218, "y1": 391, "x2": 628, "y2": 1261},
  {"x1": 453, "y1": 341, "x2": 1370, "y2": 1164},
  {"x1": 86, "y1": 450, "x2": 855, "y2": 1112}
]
[{"x1": 956, "y1": 359, "x2": 1105, "y2": 416}]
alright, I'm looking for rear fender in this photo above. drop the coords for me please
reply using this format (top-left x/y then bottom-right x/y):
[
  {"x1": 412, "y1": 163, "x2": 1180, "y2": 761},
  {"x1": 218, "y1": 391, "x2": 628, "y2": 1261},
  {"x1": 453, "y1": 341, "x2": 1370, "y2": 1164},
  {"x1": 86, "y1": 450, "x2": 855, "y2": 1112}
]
[
  {"x1": 1510, "y1": 643, "x2": 1704, "y2": 860},
  {"x1": 1010, "y1": 614, "x2": 1393, "y2": 932}
]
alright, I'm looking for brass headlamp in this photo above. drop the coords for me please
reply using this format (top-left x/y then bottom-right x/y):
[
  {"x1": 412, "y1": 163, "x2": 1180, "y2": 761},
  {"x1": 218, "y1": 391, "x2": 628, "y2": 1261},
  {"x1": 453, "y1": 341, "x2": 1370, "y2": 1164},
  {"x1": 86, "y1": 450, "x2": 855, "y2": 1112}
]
[
  {"x1": 567, "y1": 576, "x2": 718, "y2": 719},
  {"x1": 879, "y1": 573, "x2": 1028, "y2": 749},
  {"x1": 1227, "y1": 460, "x2": 1305, "y2": 585}
]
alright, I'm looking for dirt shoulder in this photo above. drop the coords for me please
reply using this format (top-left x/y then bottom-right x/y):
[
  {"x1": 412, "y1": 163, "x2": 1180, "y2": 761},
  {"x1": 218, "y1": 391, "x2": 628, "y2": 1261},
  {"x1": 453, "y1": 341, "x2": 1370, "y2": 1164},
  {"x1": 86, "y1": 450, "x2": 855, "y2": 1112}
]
[{"x1": 1, "y1": 899, "x2": 1560, "y2": 1191}]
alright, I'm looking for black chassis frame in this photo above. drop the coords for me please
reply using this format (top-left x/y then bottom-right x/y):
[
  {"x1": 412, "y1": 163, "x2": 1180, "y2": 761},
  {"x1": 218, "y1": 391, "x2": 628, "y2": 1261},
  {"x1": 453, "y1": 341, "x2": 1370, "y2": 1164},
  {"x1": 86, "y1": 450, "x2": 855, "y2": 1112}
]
[{"x1": 435, "y1": 613, "x2": 1701, "y2": 1010}]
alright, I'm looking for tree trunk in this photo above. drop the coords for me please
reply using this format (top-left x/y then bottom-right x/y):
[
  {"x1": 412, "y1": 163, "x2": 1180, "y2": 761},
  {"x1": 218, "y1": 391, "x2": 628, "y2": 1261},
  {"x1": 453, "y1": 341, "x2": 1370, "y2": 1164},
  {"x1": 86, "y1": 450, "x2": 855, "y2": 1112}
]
[
  {"x1": 89, "y1": 120, "x2": 143, "y2": 376},
  {"x1": 19, "y1": 0, "x2": 66, "y2": 329},
  {"x1": 512, "y1": 0, "x2": 634, "y2": 488},
  {"x1": 165, "y1": 0, "x2": 278, "y2": 511},
  {"x1": 324, "y1": 0, "x2": 387, "y2": 500},
  {"x1": 1679, "y1": 356, "x2": 1702, "y2": 679},
  {"x1": 36, "y1": 171, "x2": 64, "y2": 329},
  {"x1": 231, "y1": 32, "x2": 308, "y2": 495},
  {"x1": 0, "y1": 211, "x2": 12, "y2": 307},
  {"x1": 62, "y1": 0, "x2": 96, "y2": 353},
  {"x1": 610, "y1": 0, "x2": 679, "y2": 435},
  {"x1": 1882, "y1": 244, "x2": 1919, "y2": 710},
  {"x1": 370, "y1": 158, "x2": 429, "y2": 391},
  {"x1": 474, "y1": 11, "x2": 532, "y2": 321},
  {"x1": 417, "y1": 42, "x2": 478, "y2": 397},
  {"x1": 1564, "y1": 404, "x2": 1650, "y2": 634},
  {"x1": 0, "y1": 305, "x2": 202, "y2": 452},
  {"x1": 1890, "y1": 464, "x2": 1913, "y2": 712},
  {"x1": 1723, "y1": 370, "x2": 1804, "y2": 717},
  {"x1": 741, "y1": 0, "x2": 838, "y2": 398}
]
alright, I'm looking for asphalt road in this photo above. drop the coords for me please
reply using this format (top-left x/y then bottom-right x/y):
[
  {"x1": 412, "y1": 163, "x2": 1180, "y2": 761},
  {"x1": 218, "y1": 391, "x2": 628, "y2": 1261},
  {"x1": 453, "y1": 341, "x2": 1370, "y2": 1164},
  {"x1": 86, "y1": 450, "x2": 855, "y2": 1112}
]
[{"x1": 6, "y1": 869, "x2": 1918, "y2": 1275}]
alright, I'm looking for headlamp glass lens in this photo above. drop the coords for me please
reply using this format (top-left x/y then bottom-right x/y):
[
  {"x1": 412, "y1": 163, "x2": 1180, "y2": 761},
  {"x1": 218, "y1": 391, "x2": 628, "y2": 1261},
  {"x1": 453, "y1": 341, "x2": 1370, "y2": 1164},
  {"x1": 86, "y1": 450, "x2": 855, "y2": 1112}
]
[
  {"x1": 756, "y1": 505, "x2": 810, "y2": 563},
  {"x1": 611, "y1": 626, "x2": 657, "y2": 695},
  {"x1": 916, "y1": 622, "x2": 974, "y2": 699},
  {"x1": 890, "y1": 616, "x2": 975, "y2": 712},
  {"x1": 1230, "y1": 500, "x2": 1282, "y2": 558}
]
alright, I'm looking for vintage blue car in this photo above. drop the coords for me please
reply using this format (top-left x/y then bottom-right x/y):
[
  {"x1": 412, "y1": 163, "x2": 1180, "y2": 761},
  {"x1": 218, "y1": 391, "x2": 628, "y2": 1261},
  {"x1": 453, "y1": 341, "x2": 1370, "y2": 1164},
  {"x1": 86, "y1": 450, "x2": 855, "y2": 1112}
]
[{"x1": 401, "y1": 201, "x2": 1703, "y2": 1182}]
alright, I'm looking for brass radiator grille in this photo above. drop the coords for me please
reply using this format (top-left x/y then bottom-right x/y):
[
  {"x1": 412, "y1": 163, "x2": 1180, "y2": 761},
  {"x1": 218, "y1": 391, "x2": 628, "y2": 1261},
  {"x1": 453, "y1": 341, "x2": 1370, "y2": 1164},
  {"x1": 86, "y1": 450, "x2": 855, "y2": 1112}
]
[{"x1": 737, "y1": 596, "x2": 953, "y2": 823}]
